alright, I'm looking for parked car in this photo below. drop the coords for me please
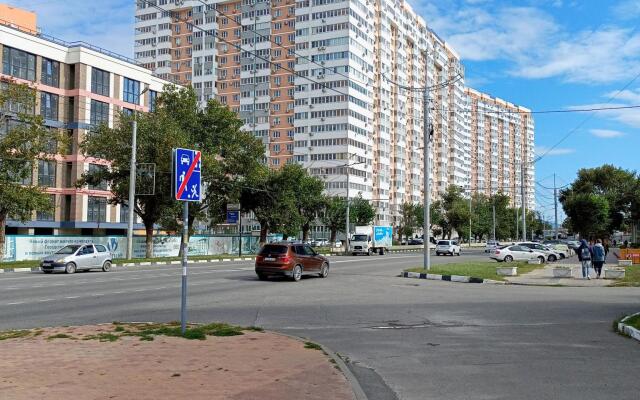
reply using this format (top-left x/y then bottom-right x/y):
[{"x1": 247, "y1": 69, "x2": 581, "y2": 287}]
[
  {"x1": 517, "y1": 242, "x2": 561, "y2": 262},
  {"x1": 435, "y1": 240, "x2": 461, "y2": 256},
  {"x1": 566, "y1": 240, "x2": 581, "y2": 251},
  {"x1": 41, "y1": 244, "x2": 112, "y2": 274},
  {"x1": 490, "y1": 245, "x2": 546, "y2": 263},
  {"x1": 255, "y1": 242, "x2": 329, "y2": 282},
  {"x1": 485, "y1": 240, "x2": 500, "y2": 253},
  {"x1": 408, "y1": 238, "x2": 424, "y2": 245}
]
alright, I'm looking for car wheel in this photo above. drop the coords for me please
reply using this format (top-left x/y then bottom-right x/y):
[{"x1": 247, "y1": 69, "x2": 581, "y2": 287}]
[
  {"x1": 538, "y1": 256, "x2": 546, "y2": 264},
  {"x1": 257, "y1": 273, "x2": 268, "y2": 281},
  {"x1": 548, "y1": 255, "x2": 557, "y2": 262},
  {"x1": 435, "y1": 252, "x2": 440, "y2": 256},
  {"x1": 367, "y1": 248, "x2": 373, "y2": 256},
  {"x1": 504, "y1": 255, "x2": 514, "y2": 263},
  {"x1": 318, "y1": 263, "x2": 329, "y2": 278},
  {"x1": 102, "y1": 261, "x2": 112, "y2": 272},
  {"x1": 292, "y1": 265, "x2": 303, "y2": 282},
  {"x1": 65, "y1": 262, "x2": 76, "y2": 274}
]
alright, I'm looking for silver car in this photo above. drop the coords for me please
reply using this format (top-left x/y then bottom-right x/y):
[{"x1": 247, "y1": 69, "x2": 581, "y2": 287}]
[
  {"x1": 490, "y1": 245, "x2": 547, "y2": 264},
  {"x1": 41, "y1": 244, "x2": 112, "y2": 274}
]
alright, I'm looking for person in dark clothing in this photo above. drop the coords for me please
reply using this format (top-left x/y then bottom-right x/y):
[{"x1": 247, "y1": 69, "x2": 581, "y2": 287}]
[
  {"x1": 592, "y1": 239, "x2": 606, "y2": 278},
  {"x1": 604, "y1": 242, "x2": 610, "y2": 260},
  {"x1": 577, "y1": 239, "x2": 593, "y2": 279}
]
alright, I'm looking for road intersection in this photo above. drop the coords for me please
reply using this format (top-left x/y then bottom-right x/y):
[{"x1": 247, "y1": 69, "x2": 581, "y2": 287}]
[{"x1": 1, "y1": 250, "x2": 639, "y2": 399}]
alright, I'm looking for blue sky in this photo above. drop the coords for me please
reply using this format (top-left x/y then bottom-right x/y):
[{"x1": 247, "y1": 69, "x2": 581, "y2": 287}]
[{"x1": 9, "y1": 0, "x2": 640, "y2": 222}]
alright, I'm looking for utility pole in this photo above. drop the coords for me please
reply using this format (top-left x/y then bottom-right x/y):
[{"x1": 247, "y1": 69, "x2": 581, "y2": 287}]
[
  {"x1": 554, "y1": 173, "x2": 559, "y2": 240},
  {"x1": 345, "y1": 164, "x2": 350, "y2": 255},
  {"x1": 521, "y1": 162, "x2": 527, "y2": 241},
  {"x1": 422, "y1": 60, "x2": 431, "y2": 271},
  {"x1": 468, "y1": 189, "x2": 472, "y2": 248},
  {"x1": 492, "y1": 197, "x2": 496, "y2": 242},
  {"x1": 127, "y1": 117, "x2": 137, "y2": 260},
  {"x1": 126, "y1": 86, "x2": 148, "y2": 260}
]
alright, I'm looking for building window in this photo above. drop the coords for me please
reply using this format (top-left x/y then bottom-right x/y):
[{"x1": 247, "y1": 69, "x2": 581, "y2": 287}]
[
  {"x1": 149, "y1": 90, "x2": 158, "y2": 111},
  {"x1": 40, "y1": 92, "x2": 59, "y2": 120},
  {"x1": 123, "y1": 78, "x2": 141, "y2": 104},
  {"x1": 37, "y1": 160, "x2": 56, "y2": 187},
  {"x1": 2, "y1": 46, "x2": 36, "y2": 81},
  {"x1": 88, "y1": 164, "x2": 108, "y2": 190},
  {"x1": 87, "y1": 196, "x2": 107, "y2": 222},
  {"x1": 90, "y1": 100, "x2": 110, "y2": 127},
  {"x1": 41, "y1": 58, "x2": 60, "y2": 87},
  {"x1": 37, "y1": 194, "x2": 56, "y2": 221},
  {"x1": 120, "y1": 203, "x2": 129, "y2": 223},
  {"x1": 91, "y1": 68, "x2": 110, "y2": 96}
]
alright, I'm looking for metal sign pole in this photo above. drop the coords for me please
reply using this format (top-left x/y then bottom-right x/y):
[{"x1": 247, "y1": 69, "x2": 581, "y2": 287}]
[{"x1": 181, "y1": 201, "x2": 188, "y2": 335}]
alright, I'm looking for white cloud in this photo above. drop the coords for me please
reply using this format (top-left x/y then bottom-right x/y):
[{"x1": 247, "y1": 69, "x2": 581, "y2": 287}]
[
  {"x1": 535, "y1": 146, "x2": 575, "y2": 156},
  {"x1": 412, "y1": 1, "x2": 640, "y2": 84},
  {"x1": 569, "y1": 102, "x2": 640, "y2": 128},
  {"x1": 6, "y1": 0, "x2": 134, "y2": 58},
  {"x1": 590, "y1": 129, "x2": 626, "y2": 138},
  {"x1": 613, "y1": 0, "x2": 640, "y2": 20}
]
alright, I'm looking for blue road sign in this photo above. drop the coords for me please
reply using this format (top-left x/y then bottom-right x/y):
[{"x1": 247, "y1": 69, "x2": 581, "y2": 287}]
[
  {"x1": 174, "y1": 148, "x2": 202, "y2": 202},
  {"x1": 227, "y1": 211, "x2": 239, "y2": 224}
]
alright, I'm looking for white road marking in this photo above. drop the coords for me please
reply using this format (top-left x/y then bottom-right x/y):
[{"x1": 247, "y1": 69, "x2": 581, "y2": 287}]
[{"x1": 65, "y1": 296, "x2": 79, "y2": 299}]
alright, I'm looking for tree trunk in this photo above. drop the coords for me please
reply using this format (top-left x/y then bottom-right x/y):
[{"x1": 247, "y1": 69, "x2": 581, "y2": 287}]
[
  {"x1": 0, "y1": 212, "x2": 6, "y2": 261},
  {"x1": 282, "y1": 233, "x2": 289, "y2": 240},
  {"x1": 144, "y1": 222, "x2": 154, "y2": 258},
  {"x1": 259, "y1": 226, "x2": 268, "y2": 245},
  {"x1": 302, "y1": 223, "x2": 310, "y2": 241},
  {"x1": 329, "y1": 228, "x2": 337, "y2": 243}
]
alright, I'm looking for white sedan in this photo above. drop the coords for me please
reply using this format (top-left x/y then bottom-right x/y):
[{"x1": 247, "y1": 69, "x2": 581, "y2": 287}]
[{"x1": 490, "y1": 245, "x2": 547, "y2": 264}]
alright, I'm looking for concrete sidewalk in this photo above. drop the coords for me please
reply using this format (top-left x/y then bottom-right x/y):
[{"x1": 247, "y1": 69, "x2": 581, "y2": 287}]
[
  {"x1": 505, "y1": 264, "x2": 613, "y2": 286},
  {"x1": 0, "y1": 324, "x2": 357, "y2": 400}
]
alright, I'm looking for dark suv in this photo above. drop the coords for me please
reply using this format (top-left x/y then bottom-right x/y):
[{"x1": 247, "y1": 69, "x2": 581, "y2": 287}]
[{"x1": 255, "y1": 242, "x2": 329, "y2": 282}]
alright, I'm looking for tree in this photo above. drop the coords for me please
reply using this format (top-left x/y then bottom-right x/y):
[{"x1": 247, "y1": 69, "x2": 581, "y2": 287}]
[
  {"x1": 441, "y1": 185, "x2": 470, "y2": 239},
  {"x1": 416, "y1": 201, "x2": 445, "y2": 238},
  {"x1": 321, "y1": 196, "x2": 346, "y2": 243},
  {"x1": 81, "y1": 87, "x2": 187, "y2": 257},
  {"x1": 561, "y1": 193, "x2": 610, "y2": 239},
  {"x1": 350, "y1": 194, "x2": 375, "y2": 226},
  {"x1": 560, "y1": 165, "x2": 639, "y2": 237},
  {"x1": 157, "y1": 86, "x2": 264, "y2": 236},
  {"x1": 0, "y1": 79, "x2": 61, "y2": 261},
  {"x1": 470, "y1": 193, "x2": 492, "y2": 241},
  {"x1": 240, "y1": 165, "x2": 296, "y2": 243},
  {"x1": 398, "y1": 202, "x2": 419, "y2": 242}
]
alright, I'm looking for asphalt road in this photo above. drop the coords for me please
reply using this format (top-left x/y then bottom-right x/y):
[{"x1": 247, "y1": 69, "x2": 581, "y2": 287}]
[{"x1": 2, "y1": 249, "x2": 639, "y2": 400}]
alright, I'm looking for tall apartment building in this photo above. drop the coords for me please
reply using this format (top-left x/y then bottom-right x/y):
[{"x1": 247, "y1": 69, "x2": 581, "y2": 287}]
[
  {"x1": 466, "y1": 88, "x2": 535, "y2": 210},
  {"x1": 134, "y1": 0, "x2": 535, "y2": 228},
  {"x1": 0, "y1": 14, "x2": 169, "y2": 236}
]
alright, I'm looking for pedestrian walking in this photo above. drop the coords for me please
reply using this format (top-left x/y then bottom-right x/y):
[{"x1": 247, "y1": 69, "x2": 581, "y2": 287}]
[
  {"x1": 577, "y1": 239, "x2": 593, "y2": 280},
  {"x1": 592, "y1": 239, "x2": 606, "y2": 278},
  {"x1": 604, "y1": 241, "x2": 610, "y2": 260}
]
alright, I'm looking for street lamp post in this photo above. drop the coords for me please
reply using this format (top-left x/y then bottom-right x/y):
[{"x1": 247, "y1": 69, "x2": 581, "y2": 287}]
[
  {"x1": 127, "y1": 86, "x2": 149, "y2": 260},
  {"x1": 344, "y1": 158, "x2": 365, "y2": 255},
  {"x1": 423, "y1": 64, "x2": 431, "y2": 271}
]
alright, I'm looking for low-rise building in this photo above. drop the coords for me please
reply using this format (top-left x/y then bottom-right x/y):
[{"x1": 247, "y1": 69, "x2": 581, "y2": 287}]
[{"x1": 0, "y1": 12, "x2": 170, "y2": 236}]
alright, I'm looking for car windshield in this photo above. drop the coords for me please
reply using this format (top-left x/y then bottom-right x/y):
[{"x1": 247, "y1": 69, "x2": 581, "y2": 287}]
[
  {"x1": 352, "y1": 235, "x2": 368, "y2": 241},
  {"x1": 55, "y1": 245, "x2": 81, "y2": 255},
  {"x1": 437, "y1": 241, "x2": 450, "y2": 245},
  {"x1": 259, "y1": 245, "x2": 288, "y2": 255}
]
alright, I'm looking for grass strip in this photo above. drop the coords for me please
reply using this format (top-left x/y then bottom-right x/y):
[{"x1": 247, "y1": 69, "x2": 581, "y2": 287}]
[
  {"x1": 405, "y1": 262, "x2": 540, "y2": 281},
  {"x1": 612, "y1": 266, "x2": 640, "y2": 287}
]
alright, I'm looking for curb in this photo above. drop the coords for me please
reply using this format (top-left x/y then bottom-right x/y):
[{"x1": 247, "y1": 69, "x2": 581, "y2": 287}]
[
  {"x1": 0, "y1": 257, "x2": 260, "y2": 274},
  {"x1": 114, "y1": 257, "x2": 258, "y2": 268},
  {"x1": 401, "y1": 271, "x2": 506, "y2": 285},
  {"x1": 0, "y1": 267, "x2": 42, "y2": 273},
  {"x1": 617, "y1": 312, "x2": 640, "y2": 342},
  {"x1": 275, "y1": 332, "x2": 368, "y2": 400}
]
